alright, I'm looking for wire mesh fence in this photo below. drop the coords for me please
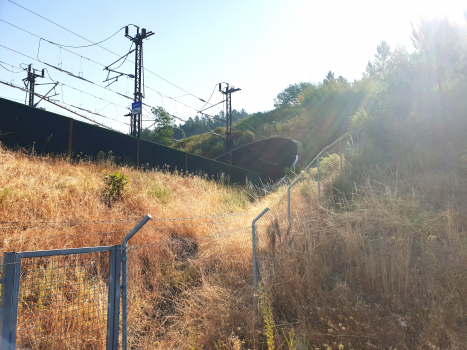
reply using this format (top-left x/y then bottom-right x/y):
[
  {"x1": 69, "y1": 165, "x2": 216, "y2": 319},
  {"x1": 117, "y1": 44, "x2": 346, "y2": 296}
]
[
  {"x1": 0, "y1": 129, "x2": 365, "y2": 349},
  {"x1": 253, "y1": 128, "x2": 364, "y2": 290},
  {"x1": 16, "y1": 252, "x2": 111, "y2": 349},
  {"x1": 1, "y1": 246, "x2": 121, "y2": 350}
]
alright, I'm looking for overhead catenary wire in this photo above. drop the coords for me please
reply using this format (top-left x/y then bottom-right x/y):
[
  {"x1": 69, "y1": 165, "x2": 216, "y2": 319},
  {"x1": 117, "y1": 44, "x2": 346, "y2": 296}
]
[
  {"x1": 0, "y1": 22, "x2": 217, "y2": 121},
  {"x1": 4, "y1": 2, "x2": 218, "y2": 108},
  {"x1": 0, "y1": 60, "x2": 23, "y2": 73},
  {"x1": 1, "y1": 41, "x2": 207, "y2": 122},
  {"x1": 0, "y1": 44, "x2": 134, "y2": 110},
  {"x1": 1, "y1": 22, "x2": 241, "y2": 133},
  {"x1": 0, "y1": 19, "x2": 107, "y2": 69},
  {"x1": 0, "y1": 79, "x2": 117, "y2": 129},
  {"x1": 0, "y1": 58, "x2": 130, "y2": 126}
]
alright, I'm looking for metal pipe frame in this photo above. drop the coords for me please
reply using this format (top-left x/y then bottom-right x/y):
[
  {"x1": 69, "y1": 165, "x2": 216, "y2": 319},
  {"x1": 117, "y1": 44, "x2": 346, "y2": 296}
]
[
  {"x1": 252, "y1": 207, "x2": 269, "y2": 292},
  {"x1": 121, "y1": 214, "x2": 152, "y2": 350}
]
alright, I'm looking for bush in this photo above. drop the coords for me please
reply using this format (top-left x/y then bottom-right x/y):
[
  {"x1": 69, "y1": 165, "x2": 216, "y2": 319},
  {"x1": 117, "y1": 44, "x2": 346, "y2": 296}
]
[
  {"x1": 102, "y1": 170, "x2": 130, "y2": 201},
  {"x1": 149, "y1": 183, "x2": 172, "y2": 204}
]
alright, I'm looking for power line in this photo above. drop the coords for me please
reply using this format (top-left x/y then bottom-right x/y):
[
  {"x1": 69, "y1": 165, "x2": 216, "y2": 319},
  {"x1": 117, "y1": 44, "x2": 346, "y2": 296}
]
[
  {"x1": 1, "y1": 21, "x2": 219, "y2": 119},
  {"x1": 7, "y1": 0, "x2": 122, "y2": 50},
  {"x1": 1, "y1": 55, "x2": 222, "y2": 131},
  {"x1": 0, "y1": 79, "x2": 115, "y2": 129},
  {"x1": 0, "y1": 60, "x2": 23, "y2": 73},
  {"x1": 52, "y1": 27, "x2": 124, "y2": 48},
  {"x1": 0, "y1": 19, "x2": 106, "y2": 69},
  {"x1": 0, "y1": 44, "x2": 135, "y2": 109},
  {"x1": 2, "y1": 40, "x2": 205, "y2": 122},
  {"x1": 0, "y1": 70, "x2": 129, "y2": 126},
  {"x1": 4, "y1": 2, "x2": 216, "y2": 107}
]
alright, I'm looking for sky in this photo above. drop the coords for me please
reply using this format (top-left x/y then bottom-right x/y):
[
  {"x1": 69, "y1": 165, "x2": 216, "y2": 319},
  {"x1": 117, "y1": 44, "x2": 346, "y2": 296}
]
[{"x1": 1, "y1": 0, "x2": 466, "y2": 133}]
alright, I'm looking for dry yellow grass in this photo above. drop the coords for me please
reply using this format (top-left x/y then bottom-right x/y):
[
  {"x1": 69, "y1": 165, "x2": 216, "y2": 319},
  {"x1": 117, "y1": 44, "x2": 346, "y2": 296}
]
[
  {"x1": 0, "y1": 145, "x2": 275, "y2": 253},
  {"x1": 2, "y1": 143, "x2": 467, "y2": 350},
  {"x1": 0, "y1": 145, "x2": 274, "y2": 349}
]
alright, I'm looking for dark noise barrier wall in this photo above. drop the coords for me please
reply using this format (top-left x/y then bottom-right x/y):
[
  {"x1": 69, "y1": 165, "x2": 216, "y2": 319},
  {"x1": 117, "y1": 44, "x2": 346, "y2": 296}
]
[{"x1": 0, "y1": 98, "x2": 260, "y2": 185}]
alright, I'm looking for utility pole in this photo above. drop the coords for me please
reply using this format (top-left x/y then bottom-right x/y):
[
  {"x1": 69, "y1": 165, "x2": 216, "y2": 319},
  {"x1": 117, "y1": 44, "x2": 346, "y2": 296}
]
[
  {"x1": 124, "y1": 26, "x2": 154, "y2": 139},
  {"x1": 23, "y1": 64, "x2": 44, "y2": 107},
  {"x1": 219, "y1": 83, "x2": 241, "y2": 164}
]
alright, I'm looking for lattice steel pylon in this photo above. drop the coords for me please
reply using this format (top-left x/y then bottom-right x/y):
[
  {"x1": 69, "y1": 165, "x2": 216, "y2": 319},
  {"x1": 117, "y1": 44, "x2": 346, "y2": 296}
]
[
  {"x1": 22, "y1": 64, "x2": 44, "y2": 107},
  {"x1": 219, "y1": 83, "x2": 241, "y2": 164},
  {"x1": 125, "y1": 26, "x2": 154, "y2": 138}
]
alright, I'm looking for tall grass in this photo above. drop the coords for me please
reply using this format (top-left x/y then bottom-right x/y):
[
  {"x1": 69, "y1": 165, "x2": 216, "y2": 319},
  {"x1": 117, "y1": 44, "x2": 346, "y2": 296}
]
[{"x1": 2, "y1": 137, "x2": 467, "y2": 349}]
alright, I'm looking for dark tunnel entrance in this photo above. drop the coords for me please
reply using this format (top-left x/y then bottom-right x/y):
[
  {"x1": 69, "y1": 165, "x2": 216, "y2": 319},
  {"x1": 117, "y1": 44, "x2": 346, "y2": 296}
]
[{"x1": 215, "y1": 137, "x2": 301, "y2": 182}]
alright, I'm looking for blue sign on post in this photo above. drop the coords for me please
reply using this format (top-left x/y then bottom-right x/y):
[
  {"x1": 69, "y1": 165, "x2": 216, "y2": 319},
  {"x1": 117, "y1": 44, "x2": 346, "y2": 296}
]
[{"x1": 131, "y1": 101, "x2": 141, "y2": 115}]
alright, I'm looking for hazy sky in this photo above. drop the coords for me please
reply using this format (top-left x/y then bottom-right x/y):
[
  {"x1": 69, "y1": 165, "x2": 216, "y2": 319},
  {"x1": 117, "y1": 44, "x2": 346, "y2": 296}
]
[{"x1": 1, "y1": 0, "x2": 466, "y2": 133}]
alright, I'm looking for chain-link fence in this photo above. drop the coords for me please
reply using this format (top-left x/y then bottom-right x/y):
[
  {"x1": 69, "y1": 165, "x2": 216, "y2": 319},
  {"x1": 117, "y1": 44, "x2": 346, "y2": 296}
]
[
  {"x1": 252, "y1": 128, "x2": 364, "y2": 291},
  {"x1": 0, "y1": 129, "x2": 364, "y2": 349}
]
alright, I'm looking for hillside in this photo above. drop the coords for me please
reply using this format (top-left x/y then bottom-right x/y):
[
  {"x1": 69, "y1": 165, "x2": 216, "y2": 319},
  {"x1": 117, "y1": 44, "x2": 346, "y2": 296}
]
[
  {"x1": 173, "y1": 17, "x2": 467, "y2": 175},
  {"x1": 2, "y1": 16, "x2": 467, "y2": 350}
]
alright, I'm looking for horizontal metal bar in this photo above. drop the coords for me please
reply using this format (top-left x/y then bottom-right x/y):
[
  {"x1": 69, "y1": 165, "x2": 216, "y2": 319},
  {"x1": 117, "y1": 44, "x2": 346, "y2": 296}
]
[{"x1": 17, "y1": 245, "x2": 115, "y2": 258}]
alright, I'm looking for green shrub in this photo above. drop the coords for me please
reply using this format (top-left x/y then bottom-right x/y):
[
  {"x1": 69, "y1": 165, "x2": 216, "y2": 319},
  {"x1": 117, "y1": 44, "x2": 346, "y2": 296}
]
[
  {"x1": 149, "y1": 184, "x2": 172, "y2": 204},
  {"x1": 102, "y1": 170, "x2": 130, "y2": 200},
  {"x1": 239, "y1": 130, "x2": 255, "y2": 145}
]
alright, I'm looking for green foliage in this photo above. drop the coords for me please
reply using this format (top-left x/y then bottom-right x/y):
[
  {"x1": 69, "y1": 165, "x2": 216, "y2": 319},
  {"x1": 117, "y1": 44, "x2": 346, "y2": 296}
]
[
  {"x1": 320, "y1": 153, "x2": 341, "y2": 177},
  {"x1": 259, "y1": 284, "x2": 275, "y2": 350},
  {"x1": 238, "y1": 130, "x2": 255, "y2": 145},
  {"x1": 349, "y1": 108, "x2": 370, "y2": 133},
  {"x1": 0, "y1": 186, "x2": 13, "y2": 205},
  {"x1": 148, "y1": 183, "x2": 172, "y2": 204},
  {"x1": 102, "y1": 170, "x2": 130, "y2": 200},
  {"x1": 173, "y1": 17, "x2": 467, "y2": 180},
  {"x1": 220, "y1": 190, "x2": 247, "y2": 211},
  {"x1": 152, "y1": 106, "x2": 176, "y2": 145},
  {"x1": 211, "y1": 141, "x2": 225, "y2": 155},
  {"x1": 283, "y1": 329, "x2": 297, "y2": 350},
  {"x1": 213, "y1": 308, "x2": 229, "y2": 350},
  {"x1": 140, "y1": 107, "x2": 176, "y2": 145},
  {"x1": 274, "y1": 82, "x2": 310, "y2": 108}
]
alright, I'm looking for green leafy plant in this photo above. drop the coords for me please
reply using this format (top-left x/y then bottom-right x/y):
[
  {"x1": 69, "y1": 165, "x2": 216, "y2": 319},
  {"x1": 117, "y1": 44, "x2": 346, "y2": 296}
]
[
  {"x1": 213, "y1": 308, "x2": 229, "y2": 349},
  {"x1": 259, "y1": 284, "x2": 275, "y2": 350},
  {"x1": 283, "y1": 329, "x2": 297, "y2": 350},
  {"x1": 102, "y1": 170, "x2": 130, "y2": 201}
]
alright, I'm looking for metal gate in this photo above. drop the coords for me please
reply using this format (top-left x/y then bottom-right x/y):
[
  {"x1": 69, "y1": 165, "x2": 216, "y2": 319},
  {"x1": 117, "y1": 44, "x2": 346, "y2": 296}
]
[{"x1": 1, "y1": 246, "x2": 121, "y2": 350}]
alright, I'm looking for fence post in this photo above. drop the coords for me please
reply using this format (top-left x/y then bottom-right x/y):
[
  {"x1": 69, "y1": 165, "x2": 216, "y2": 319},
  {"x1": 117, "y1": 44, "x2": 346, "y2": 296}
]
[
  {"x1": 339, "y1": 138, "x2": 342, "y2": 170},
  {"x1": 107, "y1": 245, "x2": 121, "y2": 350},
  {"x1": 252, "y1": 207, "x2": 269, "y2": 293},
  {"x1": 287, "y1": 186, "x2": 291, "y2": 229},
  {"x1": 121, "y1": 215, "x2": 152, "y2": 350},
  {"x1": 1, "y1": 253, "x2": 21, "y2": 350},
  {"x1": 317, "y1": 154, "x2": 320, "y2": 206}
]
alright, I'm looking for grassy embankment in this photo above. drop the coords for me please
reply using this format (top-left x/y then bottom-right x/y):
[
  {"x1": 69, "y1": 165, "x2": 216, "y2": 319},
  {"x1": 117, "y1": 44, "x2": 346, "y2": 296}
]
[
  {"x1": 3, "y1": 126, "x2": 467, "y2": 349},
  {"x1": 0, "y1": 146, "x2": 274, "y2": 348}
]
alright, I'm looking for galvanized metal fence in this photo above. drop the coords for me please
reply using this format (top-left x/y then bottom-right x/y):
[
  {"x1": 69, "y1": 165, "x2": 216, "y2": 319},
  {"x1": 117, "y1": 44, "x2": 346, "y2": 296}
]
[
  {"x1": 0, "y1": 210, "x2": 255, "y2": 349},
  {"x1": 0, "y1": 129, "x2": 363, "y2": 349},
  {"x1": 252, "y1": 128, "x2": 364, "y2": 292}
]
